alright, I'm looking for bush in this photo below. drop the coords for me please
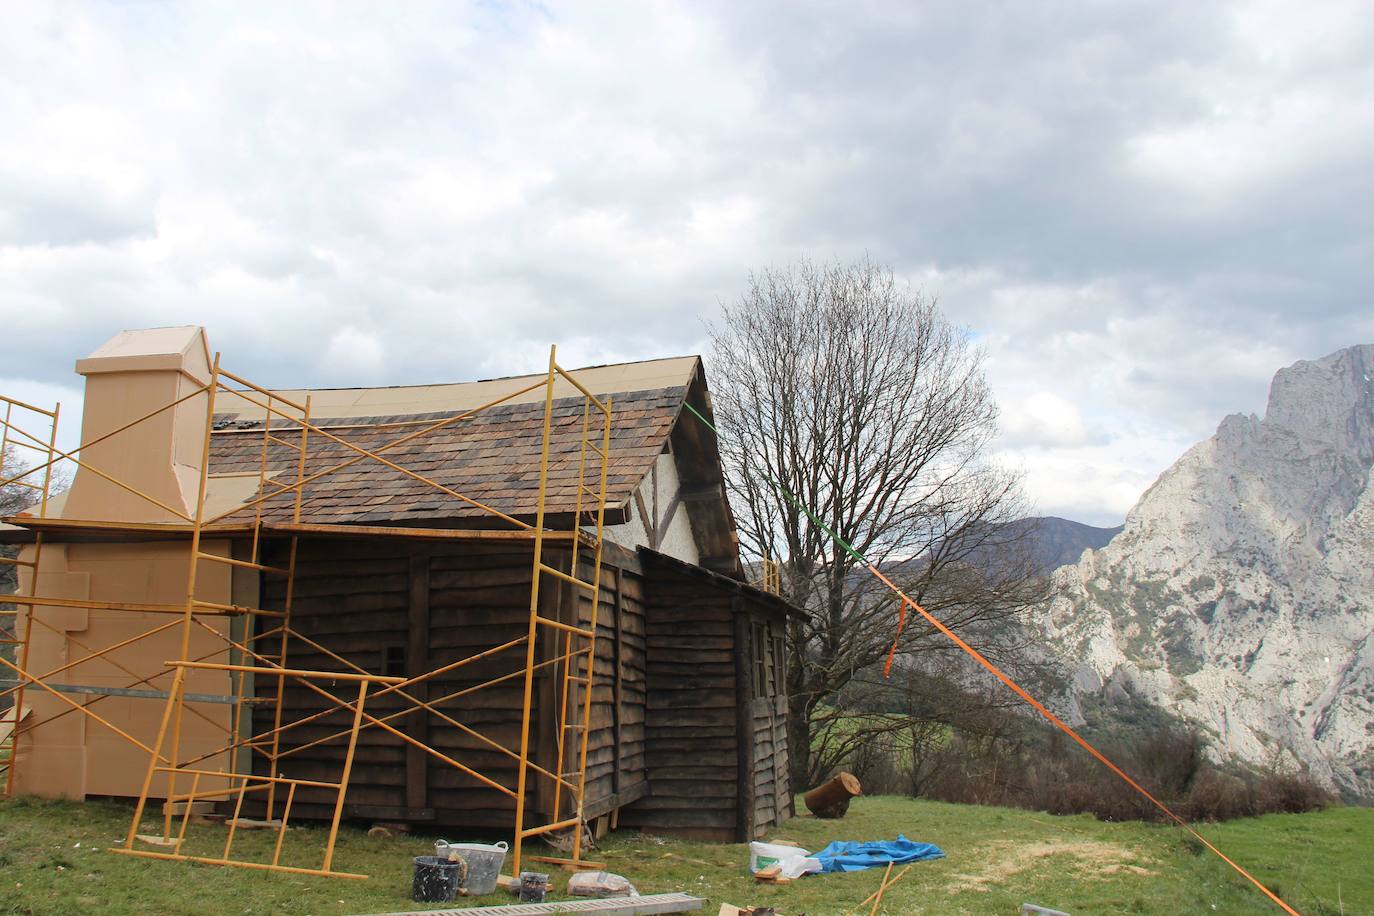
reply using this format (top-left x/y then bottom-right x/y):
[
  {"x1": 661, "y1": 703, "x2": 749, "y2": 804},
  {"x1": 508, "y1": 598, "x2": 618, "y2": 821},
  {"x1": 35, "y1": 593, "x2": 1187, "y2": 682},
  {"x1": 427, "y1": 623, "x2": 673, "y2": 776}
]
[
  {"x1": 849, "y1": 723, "x2": 1334, "y2": 823},
  {"x1": 848, "y1": 732, "x2": 906, "y2": 796}
]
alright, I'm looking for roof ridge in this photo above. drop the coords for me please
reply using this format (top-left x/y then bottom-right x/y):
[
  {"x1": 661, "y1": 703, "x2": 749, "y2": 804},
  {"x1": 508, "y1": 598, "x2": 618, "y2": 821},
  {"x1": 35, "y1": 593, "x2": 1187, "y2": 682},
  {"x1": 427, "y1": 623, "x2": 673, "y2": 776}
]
[
  {"x1": 212, "y1": 385, "x2": 688, "y2": 431},
  {"x1": 247, "y1": 354, "x2": 701, "y2": 395}
]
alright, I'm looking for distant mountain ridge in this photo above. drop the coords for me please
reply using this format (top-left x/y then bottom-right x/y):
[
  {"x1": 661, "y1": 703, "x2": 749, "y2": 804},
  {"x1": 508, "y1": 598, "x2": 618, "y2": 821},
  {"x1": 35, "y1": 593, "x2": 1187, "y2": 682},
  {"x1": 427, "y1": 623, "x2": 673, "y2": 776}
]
[
  {"x1": 1038, "y1": 344, "x2": 1374, "y2": 798},
  {"x1": 1008, "y1": 516, "x2": 1123, "y2": 573}
]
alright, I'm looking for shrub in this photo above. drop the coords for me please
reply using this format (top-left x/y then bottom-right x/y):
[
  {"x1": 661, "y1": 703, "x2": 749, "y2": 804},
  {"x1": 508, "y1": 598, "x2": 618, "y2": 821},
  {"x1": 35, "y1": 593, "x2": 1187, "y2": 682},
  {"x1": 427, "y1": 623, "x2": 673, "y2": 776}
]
[{"x1": 849, "y1": 722, "x2": 1334, "y2": 823}]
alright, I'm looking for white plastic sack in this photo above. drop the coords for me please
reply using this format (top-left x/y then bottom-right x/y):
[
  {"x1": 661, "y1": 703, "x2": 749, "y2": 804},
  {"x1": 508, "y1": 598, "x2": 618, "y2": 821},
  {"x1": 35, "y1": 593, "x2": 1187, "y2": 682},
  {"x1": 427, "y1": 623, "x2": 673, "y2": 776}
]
[{"x1": 748, "y1": 841, "x2": 822, "y2": 879}]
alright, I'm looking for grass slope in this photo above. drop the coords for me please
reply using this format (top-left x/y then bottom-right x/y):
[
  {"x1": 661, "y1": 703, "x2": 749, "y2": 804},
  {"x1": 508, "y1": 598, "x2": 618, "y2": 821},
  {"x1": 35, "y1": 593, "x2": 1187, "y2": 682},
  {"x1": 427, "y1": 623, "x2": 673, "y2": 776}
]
[{"x1": 0, "y1": 794, "x2": 1367, "y2": 915}]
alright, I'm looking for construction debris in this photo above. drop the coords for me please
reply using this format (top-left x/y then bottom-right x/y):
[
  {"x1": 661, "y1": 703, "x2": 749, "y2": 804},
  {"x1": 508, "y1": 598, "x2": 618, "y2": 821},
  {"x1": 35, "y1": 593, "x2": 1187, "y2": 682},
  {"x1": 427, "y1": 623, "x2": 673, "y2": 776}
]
[
  {"x1": 568, "y1": 870, "x2": 638, "y2": 897},
  {"x1": 358, "y1": 892, "x2": 705, "y2": 915},
  {"x1": 813, "y1": 835, "x2": 943, "y2": 872},
  {"x1": 224, "y1": 817, "x2": 283, "y2": 831},
  {"x1": 841, "y1": 862, "x2": 914, "y2": 916},
  {"x1": 752, "y1": 865, "x2": 790, "y2": 886},
  {"x1": 134, "y1": 834, "x2": 178, "y2": 847},
  {"x1": 519, "y1": 871, "x2": 551, "y2": 903}
]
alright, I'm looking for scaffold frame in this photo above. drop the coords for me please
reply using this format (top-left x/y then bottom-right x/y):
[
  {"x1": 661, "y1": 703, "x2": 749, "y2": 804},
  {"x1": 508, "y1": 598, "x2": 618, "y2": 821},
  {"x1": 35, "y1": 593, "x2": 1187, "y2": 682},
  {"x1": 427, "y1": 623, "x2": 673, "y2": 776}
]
[{"x1": 0, "y1": 344, "x2": 612, "y2": 880}]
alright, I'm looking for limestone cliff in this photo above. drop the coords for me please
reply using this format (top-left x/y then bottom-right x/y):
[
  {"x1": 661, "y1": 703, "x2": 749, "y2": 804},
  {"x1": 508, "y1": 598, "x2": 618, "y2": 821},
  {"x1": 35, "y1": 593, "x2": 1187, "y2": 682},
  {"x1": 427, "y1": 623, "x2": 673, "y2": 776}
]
[{"x1": 1042, "y1": 344, "x2": 1374, "y2": 798}]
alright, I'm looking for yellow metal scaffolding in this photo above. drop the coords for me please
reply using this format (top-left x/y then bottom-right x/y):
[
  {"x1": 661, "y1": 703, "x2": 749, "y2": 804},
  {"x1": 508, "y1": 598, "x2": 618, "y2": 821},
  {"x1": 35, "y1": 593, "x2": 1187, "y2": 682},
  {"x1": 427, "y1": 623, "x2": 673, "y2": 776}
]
[
  {"x1": 0, "y1": 394, "x2": 58, "y2": 796},
  {"x1": 0, "y1": 344, "x2": 612, "y2": 880}
]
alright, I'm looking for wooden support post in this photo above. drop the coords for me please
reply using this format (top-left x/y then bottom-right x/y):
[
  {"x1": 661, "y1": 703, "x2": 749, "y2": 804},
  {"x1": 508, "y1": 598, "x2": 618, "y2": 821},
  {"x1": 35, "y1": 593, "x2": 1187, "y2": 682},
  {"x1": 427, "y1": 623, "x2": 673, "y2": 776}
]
[
  {"x1": 405, "y1": 547, "x2": 431, "y2": 816},
  {"x1": 732, "y1": 596, "x2": 756, "y2": 843}
]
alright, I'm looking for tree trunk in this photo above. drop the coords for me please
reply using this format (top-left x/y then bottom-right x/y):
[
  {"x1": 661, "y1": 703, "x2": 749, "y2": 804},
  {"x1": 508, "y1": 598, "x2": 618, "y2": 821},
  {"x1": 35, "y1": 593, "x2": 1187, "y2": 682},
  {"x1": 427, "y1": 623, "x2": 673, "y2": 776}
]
[{"x1": 804, "y1": 772, "x2": 861, "y2": 818}]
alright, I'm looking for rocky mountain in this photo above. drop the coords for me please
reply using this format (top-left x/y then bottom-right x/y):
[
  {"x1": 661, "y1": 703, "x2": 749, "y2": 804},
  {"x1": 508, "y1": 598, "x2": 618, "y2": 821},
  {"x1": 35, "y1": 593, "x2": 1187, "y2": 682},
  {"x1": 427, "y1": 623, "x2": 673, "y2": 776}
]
[
  {"x1": 1010, "y1": 516, "x2": 1123, "y2": 573},
  {"x1": 1041, "y1": 344, "x2": 1374, "y2": 799}
]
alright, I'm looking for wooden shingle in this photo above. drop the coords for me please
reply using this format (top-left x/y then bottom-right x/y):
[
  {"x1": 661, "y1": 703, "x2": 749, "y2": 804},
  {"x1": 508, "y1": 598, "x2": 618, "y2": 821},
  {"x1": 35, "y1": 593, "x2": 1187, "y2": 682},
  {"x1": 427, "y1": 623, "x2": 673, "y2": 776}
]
[{"x1": 208, "y1": 388, "x2": 685, "y2": 527}]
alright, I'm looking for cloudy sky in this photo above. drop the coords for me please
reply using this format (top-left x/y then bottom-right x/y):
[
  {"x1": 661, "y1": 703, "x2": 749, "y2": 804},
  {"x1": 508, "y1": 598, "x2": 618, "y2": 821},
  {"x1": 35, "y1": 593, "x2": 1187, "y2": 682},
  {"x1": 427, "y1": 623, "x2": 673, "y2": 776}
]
[{"x1": 2, "y1": 1, "x2": 1372, "y2": 526}]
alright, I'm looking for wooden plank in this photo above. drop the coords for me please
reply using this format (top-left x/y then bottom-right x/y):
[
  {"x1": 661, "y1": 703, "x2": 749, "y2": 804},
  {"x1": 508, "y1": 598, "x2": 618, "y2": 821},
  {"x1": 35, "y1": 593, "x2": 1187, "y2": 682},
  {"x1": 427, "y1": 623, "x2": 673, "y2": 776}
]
[
  {"x1": 648, "y1": 689, "x2": 736, "y2": 710},
  {"x1": 362, "y1": 891, "x2": 705, "y2": 915},
  {"x1": 642, "y1": 711, "x2": 733, "y2": 729},
  {"x1": 264, "y1": 521, "x2": 579, "y2": 543},
  {"x1": 345, "y1": 803, "x2": 436, "y2": 822},
  {"x1": 648, "y1": 764, "x2": 738, "y2": 780},
  {"x1": 634, "y1": 489, "x2": 657, "y2": 550},
  {"x1": 615, "y1": 801, "x2": 736, "y2": 825},
  {"x1": 656, "y1": 489, "x2": 683, "y2": 546}
]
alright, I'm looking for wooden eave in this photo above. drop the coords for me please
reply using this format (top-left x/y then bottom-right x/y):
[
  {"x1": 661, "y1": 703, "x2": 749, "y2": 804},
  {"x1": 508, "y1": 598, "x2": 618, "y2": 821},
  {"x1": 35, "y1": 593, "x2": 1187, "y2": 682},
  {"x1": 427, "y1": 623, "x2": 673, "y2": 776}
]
[
  {"x1": 667, "y1": 362, "x2": 745, "y2": 579},
  {"x1": 0, "y1": 515, "x2": 593, "y2": 546},
  {"x1": 637, "y1": 546, "x2": 805, "y2": 619}
]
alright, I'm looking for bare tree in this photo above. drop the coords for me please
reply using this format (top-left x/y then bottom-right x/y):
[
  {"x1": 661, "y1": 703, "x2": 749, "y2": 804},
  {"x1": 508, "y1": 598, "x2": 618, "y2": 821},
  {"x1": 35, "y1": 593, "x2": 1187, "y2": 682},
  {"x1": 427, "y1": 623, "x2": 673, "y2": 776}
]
[
  {"x1": 708, "y1": 257, "x2": 1051, "y2": 787},
  {"x1": 2, "y1": 446, "x2": 33, "y2": 673},
  {"x1": 1, "y1": 446, "x2": 66, "y2": 631}
]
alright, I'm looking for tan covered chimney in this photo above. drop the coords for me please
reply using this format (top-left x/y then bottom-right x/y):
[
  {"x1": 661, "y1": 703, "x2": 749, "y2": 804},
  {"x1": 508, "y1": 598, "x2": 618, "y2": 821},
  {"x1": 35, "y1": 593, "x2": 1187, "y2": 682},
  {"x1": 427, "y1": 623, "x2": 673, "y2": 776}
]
[{"x1": 63, "y1": 326, "x2": 213, "y2": 524}]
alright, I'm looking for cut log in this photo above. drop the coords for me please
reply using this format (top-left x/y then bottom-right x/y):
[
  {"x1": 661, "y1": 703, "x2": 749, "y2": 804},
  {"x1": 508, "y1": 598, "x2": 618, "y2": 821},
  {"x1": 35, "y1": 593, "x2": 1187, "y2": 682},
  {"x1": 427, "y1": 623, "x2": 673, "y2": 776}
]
[{"x1": 803, "y1": 771, "x2": 861, "y2": 819}]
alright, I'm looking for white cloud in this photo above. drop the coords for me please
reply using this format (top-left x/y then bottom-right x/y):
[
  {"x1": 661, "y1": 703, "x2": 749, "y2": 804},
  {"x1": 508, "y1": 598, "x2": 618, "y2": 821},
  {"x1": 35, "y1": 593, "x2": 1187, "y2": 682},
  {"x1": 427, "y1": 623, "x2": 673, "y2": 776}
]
[
  {"x1": 999, "y1": 391, "x2": 1093, "y2": 450},
  {"x1": 0, "y1": 377, "x2": 85, "y2": 476},
  {"x1": 319, "y1": 326, "x2": 386, "y2": 382},
  {"x1": 0, "y1": 0, "x2": 1372, "y2": 525}
]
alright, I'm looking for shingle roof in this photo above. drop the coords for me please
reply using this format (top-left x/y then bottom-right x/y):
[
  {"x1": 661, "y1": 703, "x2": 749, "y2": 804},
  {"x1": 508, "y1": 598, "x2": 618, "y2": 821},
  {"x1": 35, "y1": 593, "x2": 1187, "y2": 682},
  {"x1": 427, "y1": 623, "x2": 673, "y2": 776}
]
[{"x1": 207, "y1": 387, "x2": 685, "y2": 527}]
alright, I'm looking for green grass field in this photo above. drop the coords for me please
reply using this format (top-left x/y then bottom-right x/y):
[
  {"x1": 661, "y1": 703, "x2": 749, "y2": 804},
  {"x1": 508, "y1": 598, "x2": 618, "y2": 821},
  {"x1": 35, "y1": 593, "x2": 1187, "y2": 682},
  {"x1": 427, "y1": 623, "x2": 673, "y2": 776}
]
[{"x1": 0, "y1": 793, "x2": 1367, "y2": 915}]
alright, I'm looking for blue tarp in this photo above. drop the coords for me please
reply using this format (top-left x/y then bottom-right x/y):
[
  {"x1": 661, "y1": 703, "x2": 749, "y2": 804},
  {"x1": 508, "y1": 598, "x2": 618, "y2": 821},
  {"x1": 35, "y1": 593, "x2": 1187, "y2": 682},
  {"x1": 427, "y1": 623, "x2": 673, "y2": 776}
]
[{"x1": 813, "y1": 835, "x2": 945, "y2": 873}]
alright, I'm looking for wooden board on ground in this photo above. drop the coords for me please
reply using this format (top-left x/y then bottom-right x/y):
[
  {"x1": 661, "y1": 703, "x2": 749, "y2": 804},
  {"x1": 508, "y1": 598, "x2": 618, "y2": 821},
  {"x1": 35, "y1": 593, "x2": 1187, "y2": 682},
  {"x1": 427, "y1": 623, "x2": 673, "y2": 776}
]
[
  {"x1": 356, "y1": 891, "x2": 705, "y2": 915},
  {"x1": 752, "y1": 865, "x2": 790, "y2": 886},
  {"x1": 225, "y1": 817, "x2": 284, "y2": 830}
]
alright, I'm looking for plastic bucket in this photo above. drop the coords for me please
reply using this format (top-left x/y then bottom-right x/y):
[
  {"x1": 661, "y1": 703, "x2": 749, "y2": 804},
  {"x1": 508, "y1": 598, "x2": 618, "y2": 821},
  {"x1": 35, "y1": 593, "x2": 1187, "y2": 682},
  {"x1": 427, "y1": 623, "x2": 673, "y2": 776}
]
[
  {"x1": 434, "y1": 840, "x2": 508, "y2": 896},
  {"x1": 412, "y1": 855, "x2": 463, "y2": 903}
]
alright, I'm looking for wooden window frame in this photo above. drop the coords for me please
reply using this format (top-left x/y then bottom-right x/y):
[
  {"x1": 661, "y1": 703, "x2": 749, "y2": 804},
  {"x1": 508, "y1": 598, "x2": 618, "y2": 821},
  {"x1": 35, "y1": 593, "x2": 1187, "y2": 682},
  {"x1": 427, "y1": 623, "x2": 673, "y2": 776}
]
[{"x1": 752, "y1": 621, "x2": 769, "y2": 697}]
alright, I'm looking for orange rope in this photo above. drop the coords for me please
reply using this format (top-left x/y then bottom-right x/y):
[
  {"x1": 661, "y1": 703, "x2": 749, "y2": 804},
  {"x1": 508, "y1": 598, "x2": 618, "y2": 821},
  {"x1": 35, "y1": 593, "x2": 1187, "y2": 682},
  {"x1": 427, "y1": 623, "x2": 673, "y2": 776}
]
[
  {"x1": 881, "y1": 600, "x2": 906, "y2": 678},
  {"x1": 864, "y1": 564, "x2": 1299, "y2": 916}
]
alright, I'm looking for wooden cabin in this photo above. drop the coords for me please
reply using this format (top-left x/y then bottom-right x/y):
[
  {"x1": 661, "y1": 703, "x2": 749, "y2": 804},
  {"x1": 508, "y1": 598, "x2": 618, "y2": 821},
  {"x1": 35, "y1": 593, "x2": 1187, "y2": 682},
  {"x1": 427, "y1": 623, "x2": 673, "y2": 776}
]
[{"x1": 2, "y1": 327, "x2": 797, "y2": 842}]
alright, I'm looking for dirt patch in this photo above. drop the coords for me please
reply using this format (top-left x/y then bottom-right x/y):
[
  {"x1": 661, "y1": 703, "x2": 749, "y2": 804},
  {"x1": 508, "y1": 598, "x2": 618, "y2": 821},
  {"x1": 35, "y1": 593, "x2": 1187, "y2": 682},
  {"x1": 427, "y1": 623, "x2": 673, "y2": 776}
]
[{"x1": 947, "y1": 840, "x2": 1157, "y2": 892}]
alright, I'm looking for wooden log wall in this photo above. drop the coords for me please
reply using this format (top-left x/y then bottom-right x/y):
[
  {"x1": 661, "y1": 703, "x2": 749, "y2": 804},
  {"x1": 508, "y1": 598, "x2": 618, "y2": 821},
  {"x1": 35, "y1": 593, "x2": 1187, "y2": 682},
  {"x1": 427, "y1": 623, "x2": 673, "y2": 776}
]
[
  {"x1": 622, "y1": 556, "x2": 794, "y2": 841},
  {"x1": 619, "y1": 565, "x2": 742, "y2": 841},
  {"x1": 250, "y1": 538, "x2": 412, "y2": 822},
  {"x1": 750, "y1": 623, "x2": 792, "y2": 834},
  {"x1": 247, "y1": 537, "x2": 646, "y2": 830}
]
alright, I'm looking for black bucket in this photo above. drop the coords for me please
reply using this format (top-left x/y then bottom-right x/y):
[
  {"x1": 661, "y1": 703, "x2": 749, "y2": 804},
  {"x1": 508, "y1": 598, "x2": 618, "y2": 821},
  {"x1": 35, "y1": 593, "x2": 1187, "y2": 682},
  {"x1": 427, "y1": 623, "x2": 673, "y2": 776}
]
[{"x1": 412, "y1": 855, "x2": 465, "y2": 903}]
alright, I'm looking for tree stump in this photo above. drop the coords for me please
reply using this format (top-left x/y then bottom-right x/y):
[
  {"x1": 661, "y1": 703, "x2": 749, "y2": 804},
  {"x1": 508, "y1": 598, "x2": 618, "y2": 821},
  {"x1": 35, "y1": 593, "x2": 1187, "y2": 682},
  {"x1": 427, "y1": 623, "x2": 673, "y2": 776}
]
[{"x1": 803, "y1": 772, "x2": 861, "y2": 819}]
